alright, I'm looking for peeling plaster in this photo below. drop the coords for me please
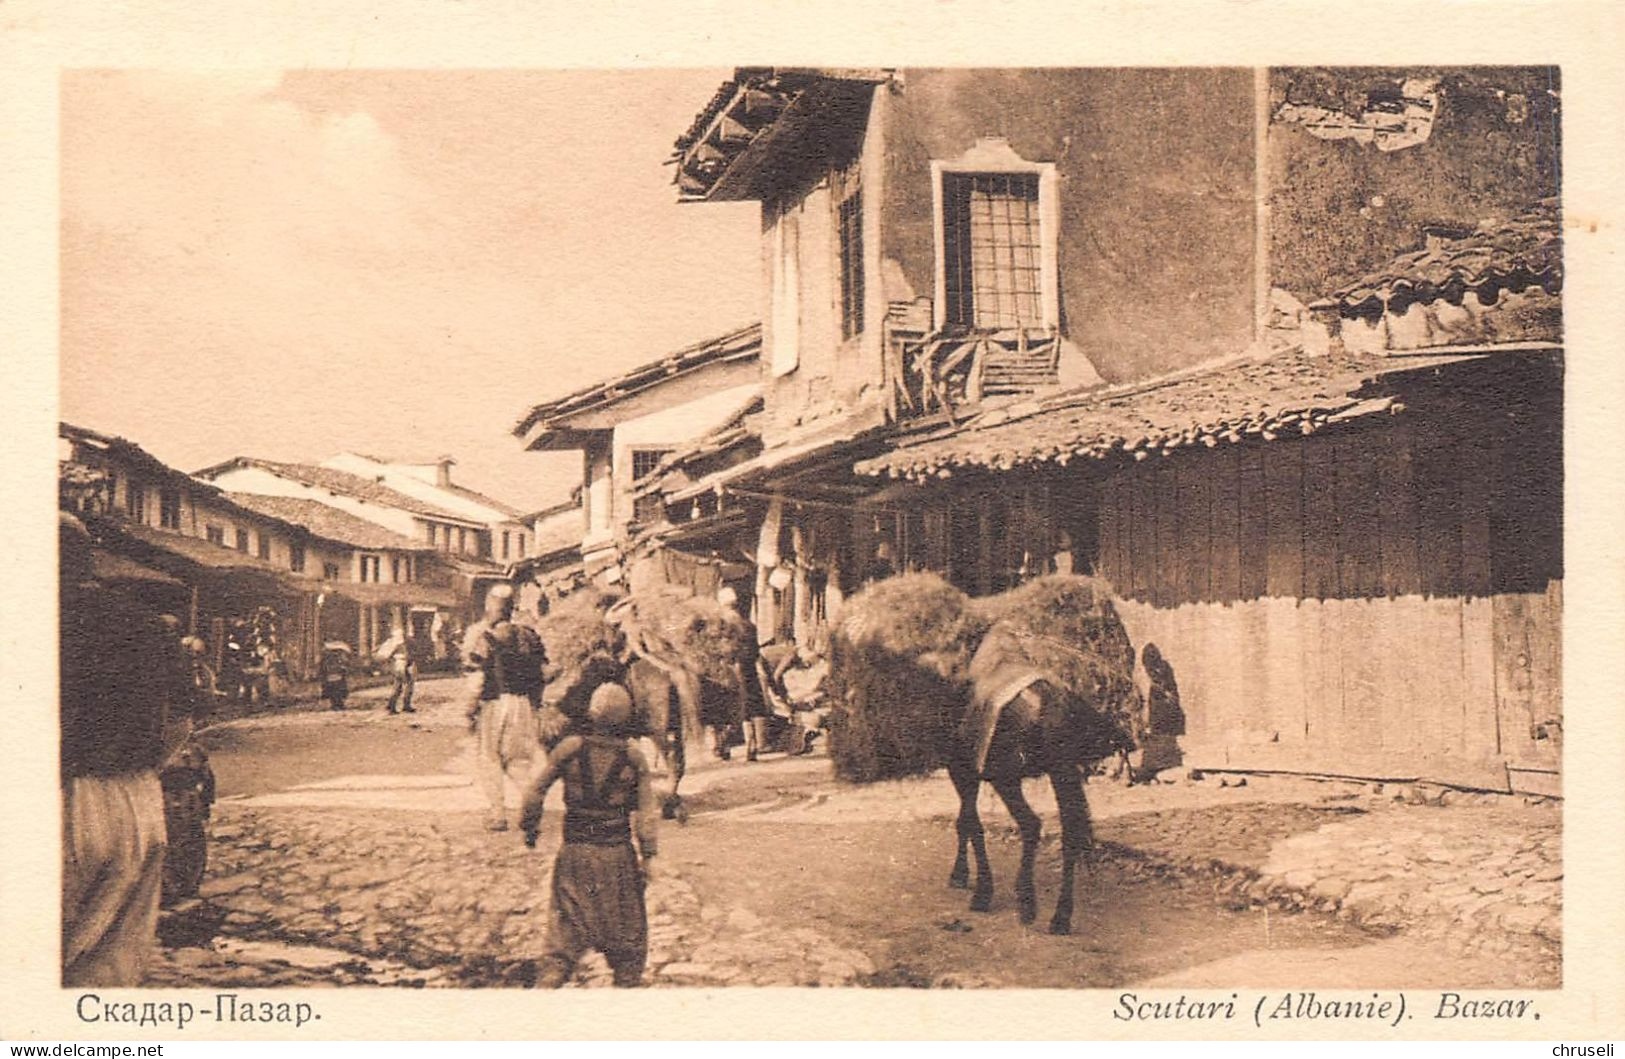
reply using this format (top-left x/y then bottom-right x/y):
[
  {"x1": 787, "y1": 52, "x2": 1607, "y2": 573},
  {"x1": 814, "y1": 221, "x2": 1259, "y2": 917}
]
[{"x1": 1274, "y1": 77, "x2": 1439, "y2": 152}]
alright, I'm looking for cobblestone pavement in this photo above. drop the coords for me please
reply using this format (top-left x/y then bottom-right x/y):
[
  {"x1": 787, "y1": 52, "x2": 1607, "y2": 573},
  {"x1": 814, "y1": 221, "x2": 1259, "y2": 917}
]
[
  {"x1": 1082, "y1": 776, "x2": 1561, "y2": 959},
  {"x1": 695, "y1": 763, "x2": 1562, "y2": 961},
  {"x1": 149, "y1": 694, "x2": 1560, "y2": 988},
  {"x1": 153, "y1": 803, "x2": 874, "y2": 988}
]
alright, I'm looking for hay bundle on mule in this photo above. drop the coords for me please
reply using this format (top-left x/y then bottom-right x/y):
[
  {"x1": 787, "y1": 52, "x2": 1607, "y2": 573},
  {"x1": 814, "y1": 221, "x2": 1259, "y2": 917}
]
[
  {"x1": 534, "y1": 587, "x2": 624, "y2": 677},
  {"x1": 616, "y1": 584, "x2": 753, "y2": 686},
  {"x1": 969, "y1": 575, "x2": 1142, "y2": 763},
  {"x1": 532, "y1": 588, "x2": 625, "y2": 730},
  {"x1": 827, "y1": 573, "x2": 989, "y2": 783}
]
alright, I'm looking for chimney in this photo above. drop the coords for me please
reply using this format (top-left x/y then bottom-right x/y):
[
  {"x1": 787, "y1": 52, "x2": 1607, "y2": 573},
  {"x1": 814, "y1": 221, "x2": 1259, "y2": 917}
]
[{"x1": 436, "y1": 456, "x2": 455, "y2": 488}]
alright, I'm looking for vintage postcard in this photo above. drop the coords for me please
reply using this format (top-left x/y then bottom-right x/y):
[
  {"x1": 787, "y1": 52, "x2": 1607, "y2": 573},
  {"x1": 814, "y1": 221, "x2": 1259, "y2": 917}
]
[{"x1": 4, "y1": 0, "x2": 1623, "y2": 1043}]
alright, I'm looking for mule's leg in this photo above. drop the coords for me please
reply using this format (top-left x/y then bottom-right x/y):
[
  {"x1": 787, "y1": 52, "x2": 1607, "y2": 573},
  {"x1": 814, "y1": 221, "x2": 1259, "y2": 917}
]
[
  {"x1": 947, "y1": 755, "x2": 992, "y2": 912},
  {"x1": 990, "y1": 773, "x2": 1042, "y2": 925},
  {"x1": 1048, "y1": 764, "x2": 1095, "y2": 935}
]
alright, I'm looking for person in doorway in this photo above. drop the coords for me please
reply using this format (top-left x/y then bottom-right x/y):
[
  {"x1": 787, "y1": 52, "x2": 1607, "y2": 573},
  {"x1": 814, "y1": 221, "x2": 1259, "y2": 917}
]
[
  {"x1": 520, "y1": 682, "x2": 660, "y2": 989},
  {"x1": 463, "y1": 585, "x2": 546, "y2": 831},
  {"x1": 772, "y1": 639, "x2": 831, "y2": 755}
]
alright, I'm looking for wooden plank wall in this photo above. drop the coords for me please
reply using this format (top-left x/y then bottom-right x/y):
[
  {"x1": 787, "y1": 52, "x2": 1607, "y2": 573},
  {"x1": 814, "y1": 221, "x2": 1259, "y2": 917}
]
[{"x1": 1098, "y1": 401, "x2": 1563, "y2": 792}]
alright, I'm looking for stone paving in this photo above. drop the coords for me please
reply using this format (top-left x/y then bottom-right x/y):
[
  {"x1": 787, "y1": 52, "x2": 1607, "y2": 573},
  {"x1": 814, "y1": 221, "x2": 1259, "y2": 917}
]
[
  {"x1": 154, "y1": 803, "x2": 874, "y2": 989},
  {"x1": 691, "y1": 759, "x2": 1562, "y2": 959},
  {"x1": 148, "y1": 694, "x2": 1561, "y2": 988},
  {"x1": 1079, "y1": 775, "x2": 1562, "y2": 958}
]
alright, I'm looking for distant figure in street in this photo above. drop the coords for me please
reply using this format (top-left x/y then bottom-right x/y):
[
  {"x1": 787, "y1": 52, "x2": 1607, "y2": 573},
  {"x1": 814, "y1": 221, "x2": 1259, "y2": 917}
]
[
  {"x1": 463, "y1": 585, "x2": 546, "y2": 831},
  {"x1": 374, "y1": 624, "x2": 418, "y2": 714},
  {"x1": 317, "y1": 642, "x2": 352, "y2": 711},
  {"x1": 520, "y1": 682, "x2": 660, "y2": 988},
  {"x1": 59, "y1": 512, "x2": 174, "y2": 987},
  {"x1": 158, "y1": 664, "x2": 216, "y2": 909}
]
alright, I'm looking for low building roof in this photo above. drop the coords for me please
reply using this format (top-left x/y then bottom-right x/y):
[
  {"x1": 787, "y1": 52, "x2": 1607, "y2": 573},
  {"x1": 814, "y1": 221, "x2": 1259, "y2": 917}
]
[
  {"x1": 1315, "y1": 199, "x2": 1561, "y2": 317},
  {"x1": 854, "y1": 346, "x2": 1557, "y2": 482},
  {"x1": 223, "y1": 493, "x2": 432, "y2": 552},
  {"x1": 666, "y1": 408, "x2": 890, "y2": 503},
  {"x1": 61, "y1": 422, "x2": 222, "y2": 496},
  {"x1": 326, "y1": 452, "x2": 528, "y2": 519},
  {"x1": 195, "y1": 457, "x2": 480, "y2": 525},
  {"x1": 512, "y1": 323, "x2": 761, "y2": 441}
]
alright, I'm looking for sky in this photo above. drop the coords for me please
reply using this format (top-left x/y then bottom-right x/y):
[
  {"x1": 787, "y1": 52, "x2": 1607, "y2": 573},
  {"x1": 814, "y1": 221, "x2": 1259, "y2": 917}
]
[{"x1": 59, "y1": 69, "x2": 762, "y2": 511}]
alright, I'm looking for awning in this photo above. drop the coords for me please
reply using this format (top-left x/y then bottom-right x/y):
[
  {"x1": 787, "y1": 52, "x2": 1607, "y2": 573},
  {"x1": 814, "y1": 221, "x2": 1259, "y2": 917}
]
[
  {"x1": 89, "y1": 548, "x2": 185, "y2": 588},
  {"x1": 320, "y1": 580, "x2": 460, "y2": 608},
  {"x1": 668, "y1": 410, "x2": 887, "y2": 503},
  {"x1": 854, "y1": 347, "x2": 1551, "y2": 482}
]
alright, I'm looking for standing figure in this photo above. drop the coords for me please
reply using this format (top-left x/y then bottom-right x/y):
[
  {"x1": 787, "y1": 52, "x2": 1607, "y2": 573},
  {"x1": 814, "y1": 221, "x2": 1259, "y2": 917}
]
[
  {"x1": 520, "y1": 683, "x2": 660, "y2": 988},
  {"x1": 158, "y1": 728, "x2": 216, "y2": 907},
  {"x1": 58, "y1": 513, "x2": 173, "y2": 986},
  {"x1": 463, "y1": 584, "x2": 546, "y2": 831},
  {"x1": 375, "y1": 624, "x2": 418, "y2": 715},
  {"x1": 317, "y1": 642, "x2": 351, "y2": 711}
]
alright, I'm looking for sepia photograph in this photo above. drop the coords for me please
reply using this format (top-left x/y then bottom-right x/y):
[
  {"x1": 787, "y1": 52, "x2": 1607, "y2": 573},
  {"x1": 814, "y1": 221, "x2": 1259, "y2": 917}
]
[{"x1": 50, "y1": 60, "x2": 1572, "y2": 1002}]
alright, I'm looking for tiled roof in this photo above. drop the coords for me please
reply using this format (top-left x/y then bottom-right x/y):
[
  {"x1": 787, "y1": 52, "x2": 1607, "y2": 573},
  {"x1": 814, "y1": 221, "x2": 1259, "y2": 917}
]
[
  {"x1": 61, "y1": 422, "x2": 221, "y2": 495},
  {"x1": 436, "y1": 481, "x2": 525, "y2": 520},
  {"x1": 855, "y1": 349, "x2": 1523, "y2": 482},
  {"x1": 513, "y1": 324, "x2": 760, "y2": 437},
  {"x1": 1319, "y1": 200, "x2": 1562, "y2": 317},
  {"x1": 198, "y1": 458, "x2": 476, "y2": 524},
  {"x1": 223, "y1": 493, "x2": 431, "y2": 552}
]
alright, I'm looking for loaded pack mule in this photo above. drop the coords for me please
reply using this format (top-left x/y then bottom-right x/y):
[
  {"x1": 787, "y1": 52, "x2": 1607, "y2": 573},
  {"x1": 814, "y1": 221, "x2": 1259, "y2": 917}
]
[{"x1": 829, "y1": 573, "x2": 1141, "y2": 937}]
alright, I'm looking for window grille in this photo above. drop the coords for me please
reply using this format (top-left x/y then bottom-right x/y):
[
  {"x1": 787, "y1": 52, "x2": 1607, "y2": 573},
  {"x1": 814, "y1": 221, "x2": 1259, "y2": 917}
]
[
  {"x1": 632, "y1": 449, "x2": 671, "y2": 481},
  {"x1": 942, "y1": 172, "x2": 1042, "y2": 329}
]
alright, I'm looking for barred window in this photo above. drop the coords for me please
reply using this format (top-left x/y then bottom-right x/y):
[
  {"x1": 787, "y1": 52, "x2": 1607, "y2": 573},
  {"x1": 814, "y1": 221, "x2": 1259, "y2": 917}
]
[
  {"x1": 206, "y1": 525, "x2": 225, "y2": 547},
  {"x1": 235, "y1": 528, "x2": 249, "y2": 553},
  {"x1": 290, "y1": 542, "x2": 306, "y2": 573},
  {"x1": 257, "y1": 533, "x2": 271, "y2": 561},
  {"x1": 942, "y1": 172, "x2": 1043, "y2": 330},
  {"x1": 632, "y1": 449, "x2": 670, "y2": 482},
  {"x1": 838, "y1": 188, "x2": 865, "y2": 339}
]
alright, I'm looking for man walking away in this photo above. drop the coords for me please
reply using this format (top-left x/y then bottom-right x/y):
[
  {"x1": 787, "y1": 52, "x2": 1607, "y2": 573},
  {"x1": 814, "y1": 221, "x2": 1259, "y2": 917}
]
[
  {"x1": 463, "y1": 585, "x2": 545, "y2": 830},
  {"x1": 521, "y1": 682, "x2": 659, "y2": 988}
]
